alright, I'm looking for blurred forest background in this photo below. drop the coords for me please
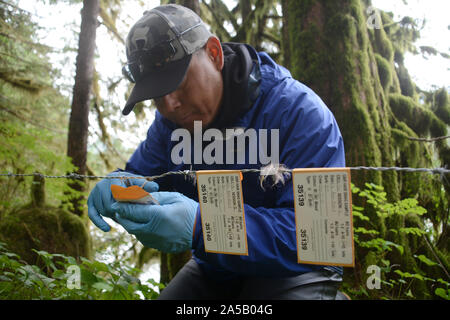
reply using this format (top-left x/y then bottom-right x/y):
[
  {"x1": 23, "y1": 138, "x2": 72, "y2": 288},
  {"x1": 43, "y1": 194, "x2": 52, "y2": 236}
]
[{"x1": 0, "y1": 0, "x2": 449, "y2": 300}]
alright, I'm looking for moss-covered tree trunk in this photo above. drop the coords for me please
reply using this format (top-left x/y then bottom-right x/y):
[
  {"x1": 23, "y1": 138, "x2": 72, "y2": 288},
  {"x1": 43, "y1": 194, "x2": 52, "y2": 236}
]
[
  {"x1": 282, "y1": 0, "x2": 450, "y2": 298},
  {"x1": 0, "y1": 174, "x2": 91, "y2": 269},
  {"x1": 281, "y1": 0, "x2": 450, "y2": 298},
  {"x1": 67, "y1": 0, "x2": 100, "y2": 216},
  {"x1": 283, "y1": 0, "x2": 398, "y2": 199}
]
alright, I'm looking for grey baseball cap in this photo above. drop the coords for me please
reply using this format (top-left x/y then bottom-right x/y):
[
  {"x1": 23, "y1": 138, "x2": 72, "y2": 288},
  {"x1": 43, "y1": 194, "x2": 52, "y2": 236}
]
[{"x1": 122, "y1": 4, "x2": 212, "y2": 115}]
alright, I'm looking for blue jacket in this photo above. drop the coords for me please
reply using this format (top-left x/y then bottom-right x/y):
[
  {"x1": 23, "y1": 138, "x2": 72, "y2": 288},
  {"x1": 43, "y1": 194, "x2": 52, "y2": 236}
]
[{"x1": 125, "y1": 47, "x2": 346, "y2": 279}]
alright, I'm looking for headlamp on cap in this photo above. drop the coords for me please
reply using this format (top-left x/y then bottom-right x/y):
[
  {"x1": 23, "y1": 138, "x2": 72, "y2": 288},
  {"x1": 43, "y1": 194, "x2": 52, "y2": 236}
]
[
  {"x1": 121, "y1": 4, "x2": 212, "y2": 116},
  {"x1": 122, "y1": 39, "x2": 178, "y2": 83},
  {"x1": 122, "y1": 22, "x2": 204, "y2": 83}
]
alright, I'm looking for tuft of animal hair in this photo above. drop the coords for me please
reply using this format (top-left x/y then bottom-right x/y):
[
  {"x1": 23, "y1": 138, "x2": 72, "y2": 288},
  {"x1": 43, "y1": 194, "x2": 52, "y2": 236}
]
[
  {"x1": 179, "y1": 164, "x2": 292, "y2": 190},
  {"x1": 183, "y1": 168, "x2": 198, "y2": 186},
  {"x1": 259, "y1": 163, "x2": 291, "y2": 191}
]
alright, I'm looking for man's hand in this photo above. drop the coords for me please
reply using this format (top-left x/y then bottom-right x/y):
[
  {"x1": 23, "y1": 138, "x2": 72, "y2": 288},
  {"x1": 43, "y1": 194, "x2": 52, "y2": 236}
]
[
  {"x1": 87, "y1": 171, "x2": 159, "y2": 232},
  {"x1": 111, "y1": 192, "x2": 198, "y2": 253}
]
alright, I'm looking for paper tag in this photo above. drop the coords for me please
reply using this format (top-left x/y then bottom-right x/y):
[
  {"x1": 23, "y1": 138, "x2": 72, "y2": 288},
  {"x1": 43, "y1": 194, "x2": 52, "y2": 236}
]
[
  {"x1": 196, "y1": 170, "x2": 248, "y2": 255},
  {"x1": 292, "y1": 168, "x2": 354, "y2": 267}
]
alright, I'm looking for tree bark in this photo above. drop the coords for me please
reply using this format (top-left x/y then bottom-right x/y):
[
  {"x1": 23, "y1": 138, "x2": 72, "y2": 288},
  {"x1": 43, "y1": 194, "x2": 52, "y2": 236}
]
[
  {"x1": 280, "y1": 0, "x2": 291, "y2": 68},
  {"x1": 67, "y1": 0, "x2": 100, "y2": 216},
  {"x1": 282, "y1": 0, "x2": 398, "y2": 199}
]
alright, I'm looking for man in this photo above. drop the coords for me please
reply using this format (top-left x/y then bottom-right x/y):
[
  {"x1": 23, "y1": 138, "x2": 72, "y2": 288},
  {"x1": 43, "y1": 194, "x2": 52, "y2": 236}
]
[{"x1": 88, "y1": 4, "x2": 346, "y2": 299}]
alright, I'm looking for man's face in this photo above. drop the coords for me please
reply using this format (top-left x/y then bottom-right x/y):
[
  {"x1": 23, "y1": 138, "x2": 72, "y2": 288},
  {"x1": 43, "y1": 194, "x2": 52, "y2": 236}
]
[{"x1": 153, "y1": 40, "x2": 224, "y2": 132}]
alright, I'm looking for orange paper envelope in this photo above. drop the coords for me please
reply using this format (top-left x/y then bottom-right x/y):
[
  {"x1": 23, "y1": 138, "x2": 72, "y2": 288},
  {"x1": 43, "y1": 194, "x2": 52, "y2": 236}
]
[{"x1": 110, "y1": 184, "x2": 159, "y2": 204}]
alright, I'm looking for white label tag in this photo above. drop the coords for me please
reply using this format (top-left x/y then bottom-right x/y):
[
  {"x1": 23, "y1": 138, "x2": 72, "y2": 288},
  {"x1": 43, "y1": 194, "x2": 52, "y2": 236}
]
[
  {"x1": 292, "y1": 168, "x2": 354, "y2": 267},
  {"x1": 196, "y1": 171, "x2": 248, "y2": 255}
]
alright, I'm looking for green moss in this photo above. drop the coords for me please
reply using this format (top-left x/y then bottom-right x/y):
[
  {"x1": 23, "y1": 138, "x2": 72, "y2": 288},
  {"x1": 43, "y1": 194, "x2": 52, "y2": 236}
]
[
  {"x1": 390, "y1": 117, "x2": 438, "y2": 201},
  {"x1": 389, "y1": 94, "x2": 414, "y2": 121},
  {"x1": 396, "y1": 64, "x2": 416, "y2": 98},
  {"x1": 0, "y1": 203, "x2": 91, "y2": 266},
  {"x1": 391, "y1": 127, "x2": 413, "y2": 147},
  {"x1": 388, "y1": 93, "x2": 442, "y2": 136},
  {"x1": 286, "y1": 0, "x2": 444, "y2": 204},
  {"x1": 439, "y1": 146, "x2": 450, "y2": 168},
  {"x1": 433, "y1": 88, "x2": 450, "y2": 125},
  {"x1": 287, "y1": 0, "x2": 402, "y2": 200},
  {"x1": 371, "y1": 23, "x2": 394, "y2": 61},
  {"x1": 435, "y1": 88, "x2": 449, "y2": 108},
  {"x1": 430, "y1": 117, "x2": 448, "y2": 138},
  {"x1": 375, "y1": 53, "x2": 392, "y2": 91}
]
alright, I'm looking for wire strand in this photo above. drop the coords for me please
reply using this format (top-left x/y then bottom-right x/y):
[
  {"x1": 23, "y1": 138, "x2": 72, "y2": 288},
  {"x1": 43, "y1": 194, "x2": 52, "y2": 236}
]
[{"x1": 0, "y1": 166, "x2": 449, "y2": 181}]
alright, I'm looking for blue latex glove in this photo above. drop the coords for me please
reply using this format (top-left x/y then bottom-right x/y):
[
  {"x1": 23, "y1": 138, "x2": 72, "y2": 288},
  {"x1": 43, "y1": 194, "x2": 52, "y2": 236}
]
[
  {"x1": 111, "y1": 192, "x2": 198, "y2": 253},
  {"x1": 87, "y1": 171, "x2": 159, "y2": 232}
]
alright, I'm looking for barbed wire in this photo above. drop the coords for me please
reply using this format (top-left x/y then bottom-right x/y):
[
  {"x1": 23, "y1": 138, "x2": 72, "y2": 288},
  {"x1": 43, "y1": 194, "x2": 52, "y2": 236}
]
[{"x1": 0, "y1": 166, "x2": 449, "y2": 181}]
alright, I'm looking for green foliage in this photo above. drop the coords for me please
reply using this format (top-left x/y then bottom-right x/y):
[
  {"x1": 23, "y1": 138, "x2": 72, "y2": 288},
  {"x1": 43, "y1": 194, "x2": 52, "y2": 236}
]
[
  {"x1": 0, "y1": 0, "x2": 79, "y2": 214},
  {"x1": 343, "y1": 183, "x2": 450, "y2": 300},
  {"x1": 0, "y1": 241, "x2": 163, "y2": 300},
  {"x1": 201, "y1": 0, "x2": 282, "y2": 59}
]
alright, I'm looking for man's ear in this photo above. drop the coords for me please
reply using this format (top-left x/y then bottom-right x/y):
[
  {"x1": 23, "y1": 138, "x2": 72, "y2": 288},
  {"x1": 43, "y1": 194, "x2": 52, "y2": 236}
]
[{"x1": 205, "y1": 36, "x2": 224, "y2": 71}]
